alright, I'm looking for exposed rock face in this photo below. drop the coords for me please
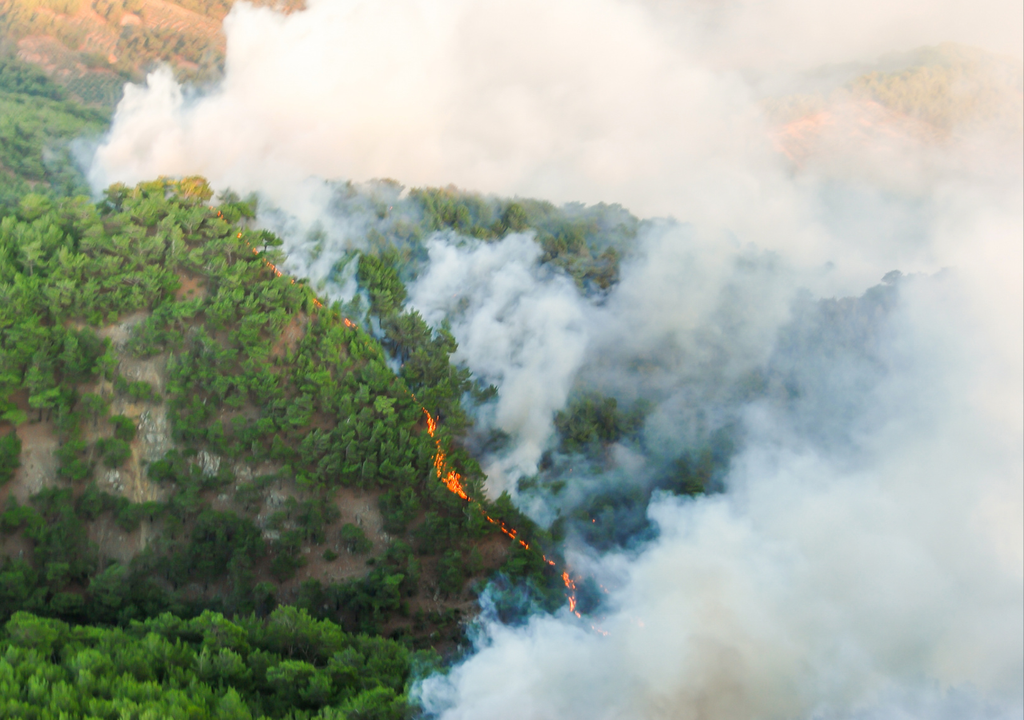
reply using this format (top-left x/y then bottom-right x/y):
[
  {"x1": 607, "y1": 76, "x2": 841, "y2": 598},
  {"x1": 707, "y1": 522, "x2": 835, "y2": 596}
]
[
  {"x1": 138, "y1": 407, "x2": 173, "y2": 462},
  {"x1": 197, "y1": 450, "x2": 221, "y2": 478},
  {"x1": 92, "y1": 314, "x2": 174, "y2": 503},
  {"x1": 7, "y1": 422, "x2": 60, "y2": 504}
]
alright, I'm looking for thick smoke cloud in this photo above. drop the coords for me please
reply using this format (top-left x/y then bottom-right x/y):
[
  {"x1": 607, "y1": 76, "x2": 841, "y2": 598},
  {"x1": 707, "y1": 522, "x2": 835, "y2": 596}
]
[
  {"x1": 413, "y1": 197, "x2": 1023, "y2": 718},
  {"x1": 407, "y1": 234, "x2": 589, "y2": 492},
  {"x1": 85, "y1": 0, "x2": 1022, "y2": 717},
  {"x1": 90, "y1": 0, "x2": 758, "y2": 225},
  {"x1": 405, "y1": 170, "x2": 1020, "y2": 720},
  {"x1": 90, "y1": 0, "x2": 1021, "y2": 229},
  {"x1": 405, "y1": 173, "x2": 1021, "y2": 719},
  {"x1": 404, "y1": 221, "x2": 802, "y2": 498}
]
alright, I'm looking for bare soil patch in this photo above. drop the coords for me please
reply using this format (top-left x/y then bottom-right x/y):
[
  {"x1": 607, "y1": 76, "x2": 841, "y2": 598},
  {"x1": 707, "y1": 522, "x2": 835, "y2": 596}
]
[{"x1": 175, "y1": 273, "x2": 207, "y2": 302}]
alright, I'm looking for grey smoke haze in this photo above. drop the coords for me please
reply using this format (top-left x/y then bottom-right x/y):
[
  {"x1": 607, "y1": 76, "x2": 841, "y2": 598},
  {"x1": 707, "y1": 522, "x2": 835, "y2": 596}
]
[
  {"x1": 403, "y1": 221, "x2": 802, "y2": 498},
  {"x1": 413, "y1": 258, "x2": 1024, "y2": 718},
  {"x1": 89, "y1": 0, "x2": 1021, "y2": 235},
  {"x1": 85, "y1": 0, "x2": 1022, "y2": 718}
]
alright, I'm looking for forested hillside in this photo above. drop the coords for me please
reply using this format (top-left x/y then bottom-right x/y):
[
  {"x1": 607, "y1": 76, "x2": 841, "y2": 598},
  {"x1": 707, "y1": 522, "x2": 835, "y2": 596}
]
[
  {"x1": 0, "y1": 56, "x2": 107, "y2": 214},
  {"x1": 1, "y1": 608, "x2": 419, "y2": 718},
  {"x1": 2, "y1": 6, "x2": 1013, "y2": 714},
  {"x1": 0, "y1": 173, "x2": 605, "y2": 716}
]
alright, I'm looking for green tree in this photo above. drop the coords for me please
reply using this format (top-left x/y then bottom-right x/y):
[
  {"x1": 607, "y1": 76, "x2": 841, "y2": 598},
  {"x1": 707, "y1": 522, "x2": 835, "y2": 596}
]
[
  {"x1": 339, "y1": 523, "x2": 372, "y2": 554},
  {"x1": 0, "y1": 432, "x2": 21, "y2": 485}
]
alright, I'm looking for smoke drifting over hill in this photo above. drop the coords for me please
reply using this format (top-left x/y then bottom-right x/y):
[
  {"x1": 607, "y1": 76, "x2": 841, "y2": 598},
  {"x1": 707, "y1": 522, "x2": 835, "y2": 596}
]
[
  {"x1": 413, "y1": 239, "x2": 1024, "y2": 719},
  {"x1": 87, "y1": 0, "x2": 1021, "y2": 717},
  {"x1": 90, "y1": 0, "x2": 1021, "y2": 228}
]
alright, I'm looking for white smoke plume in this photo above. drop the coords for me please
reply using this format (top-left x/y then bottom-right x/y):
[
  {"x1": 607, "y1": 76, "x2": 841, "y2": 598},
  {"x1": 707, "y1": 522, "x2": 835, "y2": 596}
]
[
  {"x1": 407, "y1": 233, "x2": 589, "y2": 492},
  {"x1": 401, "y1": 170, "x2": 1021, "y2": 719},
  {"x1": 85, "y1": 0, "x2": 1022, "y2": 717},
  {"x1": 414, "y1": 241, "x2": 1024, "y2": 718},
  {"x1": 89, "y1": 0, "x2": 1021, "y2": 229}
]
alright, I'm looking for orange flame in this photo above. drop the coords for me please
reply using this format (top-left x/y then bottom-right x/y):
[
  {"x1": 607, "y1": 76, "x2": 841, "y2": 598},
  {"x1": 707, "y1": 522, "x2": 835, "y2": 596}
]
[
  {"x1": 421, "y1": 405, "x2": 579, "y2": 615},
  {"x1": 423, "y1": 408, "x2": 471, "y2": 503},
  {"x1": 562, "y1": 571, "x2": 581, "y2": 617},
  {"x1": 216, "y1": 213, "x2": 326, "y2": 308},
  {"x1": 210, "y1": 203, "x2": 581, "y2": 616},
  {"x1": 421, "y1": 407, "x2": 544, "y2": 551},
  {"x1": 208, "y1": 208, "x2": 579, "y2": 606}
]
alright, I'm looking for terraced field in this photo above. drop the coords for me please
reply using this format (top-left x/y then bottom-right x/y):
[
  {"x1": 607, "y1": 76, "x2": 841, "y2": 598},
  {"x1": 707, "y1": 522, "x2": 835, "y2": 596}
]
[{"x1": 1, "y1": 0, "x2": 301, "y2": 108}]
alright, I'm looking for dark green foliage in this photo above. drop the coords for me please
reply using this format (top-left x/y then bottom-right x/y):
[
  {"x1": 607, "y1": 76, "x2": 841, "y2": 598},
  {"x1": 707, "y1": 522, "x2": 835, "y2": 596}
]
[
  {"x1": 0, "y1": 557, "x2": 41, "y2": 618},
  {"x1": 553, "y1": 392, "x2": 646, "y2": 454},
  {"x1": 0, "y1": 496, "x2": 44, "y2": 536},
  {"x1": 493, "y1": 543, "x2": 566, "y2": 616},
  {"x1": 126, "y1": 297, "x2": 203, "y2": 356},
  {"x1": 116, "y1": 500, "x2": 162, "y2": 532},
  {"x1": 0, "y1": 58, "x2": 108, "y2": 214},
  {"x1": 87, "y1": 561, "x2": 129, "y2": 622},
  {"x1": 298, "y1": 500, "x2": 341, "y2": 544},
  {"x1": 182, "y1": 510, "x2": 266, "y2": 583},
  {"x1": 572, "y1": 486, "x2": 652, "y2": 551},
  {"x1": 0, "y1": 175, "x2": 571, "y2": 651},
  {"x1": 339, "y1": 523, "x2": 372, "y2": 554},
  {"x1": 357, "y1": 250, "x2": 407, "y2": 317},
  {"x1": 269, "y1": 535, "x2": 306, "y2": 583},
  {"x1": 412, "y1": 186, "x2": 500, "y2": 239},
  {"x1": 75, "y1": 483, "x2": 162, "y2": 534},
  {"x1": 0, "y1": 431, "x2": 20, "y2": 484},
  {"x1": 663, "y1": 451, "x2": 715, "y2": 496},
  {"x1": 333, "y1": 542, "x2": 420, "y2": 634},
  {"x1": 109, "y1": 413, "x2": 137, "y2": 441},
  {"x1": 78, "y1": 392, "x2": 109, "y2": 427},
  {"x1": 412, "y1": 511, "x2": 456, "y2": 555},
  {"x1": 405, "y1": 186, "x2": 634, "y2": 290},
  {"x1": 20, "y1": 489, "x2": 97, "y2": 589},
  {"x1": 535, "y1": 391, "x2": 733, "y2": 552},
  {"x1": 114, "y1": 375, "x2": 161, "y2": 402},
  {"x1": 0, "y1": 608, "x2": 416, "y2": 718},
  {"x1": 0, "y1": 57, "x2": 65, "y2": 100},
  {"x1": 379, "y1": 486, "x2": 419, "y2": 534},
  {"x1": 253, "y1": 581, "x2": 278, "y2": 617},
  {"x1": 216, "y1": 189, "x2": 259, "y2": 224},
  {"x1": 95, "y1": 436, "x2": 131, "y2": 467},
  {"x1": 75, "y1": 481, "x2": 122, "y2": 520},
  {"x1": 145, "y1": 449, "x2": 188, "y2": 484},
  {"x1": 500, "y1": 202, "x2": 529, "y2": 233},
  {"x1": 521, "y1": 200, "x2": 635, "y2": 290},
  {"x1": 267, "y1": 496, "x2": 340, "y2": 546},
  {"x1": 436, "y1": 549, "x2": 464, "y2": 598}
]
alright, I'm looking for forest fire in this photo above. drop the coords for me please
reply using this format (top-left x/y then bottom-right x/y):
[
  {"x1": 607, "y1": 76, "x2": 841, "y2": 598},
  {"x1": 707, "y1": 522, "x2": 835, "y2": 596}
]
[
  {"x1": 422, "y1": 408, "x2": 484, "y2": 507},
  {"x1": 563, "y1": 571, "x2": 581, "y2": 617},
  {"x1": 216, "y1": 202, "x2": 582, "y2": 615},
  {"x1": 421, "y1": 408, "x2": 574, "y2": 582},
  {"x1": 225, "y1": 221, "x2": 327, "y2": 308}
]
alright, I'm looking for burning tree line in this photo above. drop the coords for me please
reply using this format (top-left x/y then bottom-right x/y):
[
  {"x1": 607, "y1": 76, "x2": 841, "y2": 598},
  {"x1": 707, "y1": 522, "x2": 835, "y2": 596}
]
[{"x1": 0, "y1": 176, "x2": 582, "y2": 654}]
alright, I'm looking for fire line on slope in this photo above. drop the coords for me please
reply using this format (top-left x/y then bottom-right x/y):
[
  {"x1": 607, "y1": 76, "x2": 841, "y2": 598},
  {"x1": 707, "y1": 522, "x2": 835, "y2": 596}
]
[
  {"x1": 224, "y1": 203, "x2": 583, "y2": 618},
  {"x1": 422, "y1": 407, "x2": 584, "y2": 617}
]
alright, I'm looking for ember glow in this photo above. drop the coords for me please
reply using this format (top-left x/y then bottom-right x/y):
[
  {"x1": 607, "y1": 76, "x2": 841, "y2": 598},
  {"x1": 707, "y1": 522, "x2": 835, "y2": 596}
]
[
  {"x1": 422, "y1": 406, "x2": 568, "y2": 586},
  {"x1": 562, "y1": 572, "x2": 580, "y2": 618},
  {"x1": 225, "y1": 214, "x2": 329, "y2": 310},
  {"x1": 423, "y1": 408, "x2": 470, "y2": 502}
]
